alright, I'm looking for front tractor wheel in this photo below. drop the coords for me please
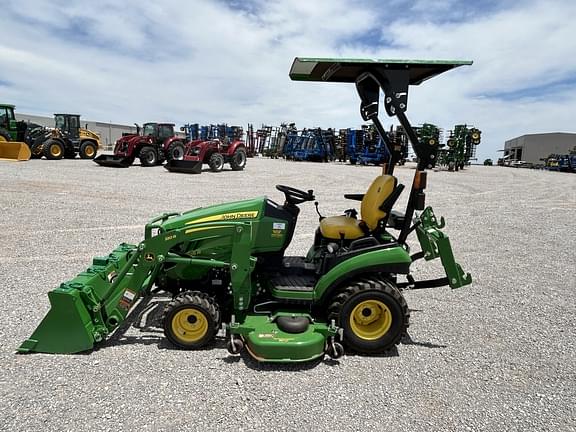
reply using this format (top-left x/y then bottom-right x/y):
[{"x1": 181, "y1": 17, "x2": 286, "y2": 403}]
[
  {"x1": 229, "y1": 148, "x2": 247, "y2": 171},
  {"x1": 43, "y1": 139, "x2": 64, "y2": 160},
  {"x1": 329, "y1": 278, "x2": 409, "y2": 354},
  {"x1": 139, "y1": 146, "x2": 158, "y2": 167},
  {"x1": 30, "y1": 138, "x2": 45, "y2": 159},
  {"x1": 208, "y1": 152, "x2": 224, "y2": 172},
  {"x1": 163, "y1": 291, "x2": 221, "y2": 349}
]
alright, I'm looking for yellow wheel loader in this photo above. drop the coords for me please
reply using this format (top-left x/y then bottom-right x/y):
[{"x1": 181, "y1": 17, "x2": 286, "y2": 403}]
[{"x1": 41, "y1": 114, "x2": 101, "y2": 160}]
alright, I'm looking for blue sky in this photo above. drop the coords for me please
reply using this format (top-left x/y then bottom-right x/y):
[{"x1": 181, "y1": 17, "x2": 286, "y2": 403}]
[{"x1": 2, "y1": 0, "x2": 575, "y2": 160}]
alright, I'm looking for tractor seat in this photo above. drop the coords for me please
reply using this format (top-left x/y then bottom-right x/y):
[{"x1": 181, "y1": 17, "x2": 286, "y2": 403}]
[{"x1": 319, "y1": 175, "x2": 401, "y2": 240}]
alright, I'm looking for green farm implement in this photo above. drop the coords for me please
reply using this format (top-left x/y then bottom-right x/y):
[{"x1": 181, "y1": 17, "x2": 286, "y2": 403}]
[
  {"x1": 20, "y1": 58, "x2": 473, "y2": 362},
  {"x1": 439, "y1": 125, "x2": 482, "y2": 171}
]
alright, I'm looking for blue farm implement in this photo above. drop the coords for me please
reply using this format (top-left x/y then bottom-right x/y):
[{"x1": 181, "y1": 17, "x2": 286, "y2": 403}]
[{"x1": 283, "y1": 127, "x2": 336, "y2": 162}]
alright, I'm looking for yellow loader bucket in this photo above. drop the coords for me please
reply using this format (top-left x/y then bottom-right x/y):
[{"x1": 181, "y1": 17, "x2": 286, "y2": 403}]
[{"x1": 0, "y1": 141, "x2": 31, "y2": 161}]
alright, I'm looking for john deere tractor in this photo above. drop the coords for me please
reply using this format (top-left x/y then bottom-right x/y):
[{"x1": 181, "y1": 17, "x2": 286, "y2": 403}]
[
  {"x1": 39, "y1": 114, "x2": 100, "y2": 160},
  {"x1": 19, "y1": 58, "x2": 473, "y2": 363}
]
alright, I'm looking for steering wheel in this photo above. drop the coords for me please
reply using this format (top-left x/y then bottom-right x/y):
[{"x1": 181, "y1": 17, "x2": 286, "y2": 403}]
[{"x1": 276, "y1": 184, "x2": 315, "y2": 205}]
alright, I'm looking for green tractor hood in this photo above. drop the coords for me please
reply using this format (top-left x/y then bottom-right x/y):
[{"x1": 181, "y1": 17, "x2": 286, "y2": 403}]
[{"x1": 161, "y1": 197, "x2": 266, "y2": 231}]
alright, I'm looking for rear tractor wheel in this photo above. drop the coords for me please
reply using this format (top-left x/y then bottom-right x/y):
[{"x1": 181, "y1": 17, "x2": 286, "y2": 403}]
[
  {"x1": 229, "y1": 148, "x2": 247, "y2": 171},
  {"x1": 167, "y1": 141, "x2": 185, "y2": 161},
  {"x1": 163, "y1": 291, "x2": 221, "y2": 349},
  {"x1": 0, "y1": 129, "x2": 10, "y2": 142},
  {"x1": 328, "y1": 278, "x2": 409, "y2": 354},
  {"x1": 208, "y1": 152, "x2": 224, "y2": 172},
  {"x1": 43, "y1": 139, "x2": 64, "y2": 160},
  {"x1": 79, "y1": 141, "x2": 97, "y2": 159}
]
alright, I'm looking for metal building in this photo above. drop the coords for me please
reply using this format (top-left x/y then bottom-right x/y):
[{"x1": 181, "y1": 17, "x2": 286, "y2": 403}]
[
  {"x1": 502, "y1": 133, "x2": 576, "y2": 165},
  {"x1": 15, "y1": 113, "x2": 137, "y2": 150}
]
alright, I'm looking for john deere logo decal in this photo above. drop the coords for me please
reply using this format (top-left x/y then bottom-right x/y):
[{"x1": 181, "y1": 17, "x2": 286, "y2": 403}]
[
  {"x1": 145, "y1": 253, "x2": 155, "y2": 262},
  {"x1": 185, "y1": 211, "x2": 259, "y2": 225}
]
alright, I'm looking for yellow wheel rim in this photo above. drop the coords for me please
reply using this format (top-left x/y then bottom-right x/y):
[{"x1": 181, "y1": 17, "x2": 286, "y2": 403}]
[
  {"x1": 472, "y1": 133, "x2": 480, "y2": 140},
  {"x1": 349, "y1": 299, "x2": 392, "y2": 340},
  {"x1": 171, "y1": 308, "x2": 209, "y2": 343},
  {"x1": 50, "y1": 144, "x2": 62, "y2": 157},
  {"x1": 85, "y1": 145, "x2": 95, "y2": 157},
  {"x1": 0, "y1": 135, "x2": 7, "y2": 142}
]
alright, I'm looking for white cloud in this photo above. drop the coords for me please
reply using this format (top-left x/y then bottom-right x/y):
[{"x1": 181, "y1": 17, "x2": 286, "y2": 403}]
[{"x1": 1, "y1": 0, "x2": 575, "y2": 160}]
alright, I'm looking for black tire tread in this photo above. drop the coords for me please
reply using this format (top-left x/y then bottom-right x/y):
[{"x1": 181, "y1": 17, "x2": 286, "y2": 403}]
[
  {"x1": 43, "y1": 139, "x2": 64, "y2": 160},
  {"x1": 139, "y1": 146, "x2": 158, "y2": 167},
  {"x1": 229, "y1": 148, "x2": 247, "y2": 171},
  {"x1": 166, "y1": 141, "x2": 185, "y2": 161},
  {"x1": 328, "y1": 277, "x2": 409, "y2": 353},
  {"x1": 162, "y1": 290, "x2": 221, "y2": 349},
  {"x1": 208, "y1": 152, "x2": 224, "y2": 172},
  {"x1": 79, "y1": 140, "x2": 97, "y2": 159}
]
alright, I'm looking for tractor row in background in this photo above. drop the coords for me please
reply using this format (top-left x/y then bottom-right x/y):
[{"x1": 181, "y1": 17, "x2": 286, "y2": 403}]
[
  {"x1": 0, "y1": 104, "x2": 101, "y2": 161},
  {"x1": 94, "y1": 122, "x2": 247, "y2": 174},
  {"x1": 542, "y1": 151, "x2": 576, "y2": 172}
]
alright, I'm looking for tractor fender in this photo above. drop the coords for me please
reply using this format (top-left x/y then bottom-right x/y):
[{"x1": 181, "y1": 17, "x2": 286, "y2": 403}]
[
  {"x1": 163, "y1": 136, "x2": 183, "y2": 151},
  {"x1": 313, "y1": 247, "x2": 411, "y2": 304},
  {"x1": 200, "y1": 143, "x2": 219, "y2": 162},
  {"x1": 225, "y1": 141, "x2": 245, "y2": 156},
  {"x1": 127, "y1": 137, "x2": 151, "y2": 156},
  {"x1": 203, "y1": 149, "x2": 216, "y2": 163}
]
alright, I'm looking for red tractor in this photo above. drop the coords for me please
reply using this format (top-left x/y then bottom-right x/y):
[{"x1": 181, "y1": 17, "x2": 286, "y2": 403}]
[
  {"x1": 165, "y1": 137, "x2": 247, "y2": 174},
  {"x1": 94, "y1": 122, "x2": 185, "y2": 167}
]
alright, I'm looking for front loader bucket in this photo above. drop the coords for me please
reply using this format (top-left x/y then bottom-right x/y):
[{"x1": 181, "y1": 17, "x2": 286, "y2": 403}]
[
  {"x1": 164, "y1": 159, "x2": 203, "y2": 174},
  {"x1": 18, "y1": 289, "x2": 98, "y2": 354},
  {"x1": 0, "y1": 141, "x2": 31, "y2": 161},
  {"x1": 93, "y1": 154, "x2": 133, "y2": 168},
  {"x1": 18, "y1": 243, "x2": 144, "y2": 354}
]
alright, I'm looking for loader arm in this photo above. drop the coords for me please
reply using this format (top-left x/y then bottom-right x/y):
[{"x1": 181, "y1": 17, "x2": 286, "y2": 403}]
[{"x1": 19, "y1": 214, "x2": 257, "y2": 354}]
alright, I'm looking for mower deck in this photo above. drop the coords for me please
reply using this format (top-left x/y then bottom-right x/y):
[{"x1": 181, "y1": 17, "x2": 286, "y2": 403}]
[{"x1": 232, "y1": 313, "x2": 337, "y2": 362}]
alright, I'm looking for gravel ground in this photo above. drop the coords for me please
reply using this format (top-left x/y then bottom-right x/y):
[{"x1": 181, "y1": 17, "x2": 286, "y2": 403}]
[{"x1": 0, "y1": 157, "x2": 574, "y2": 432}]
